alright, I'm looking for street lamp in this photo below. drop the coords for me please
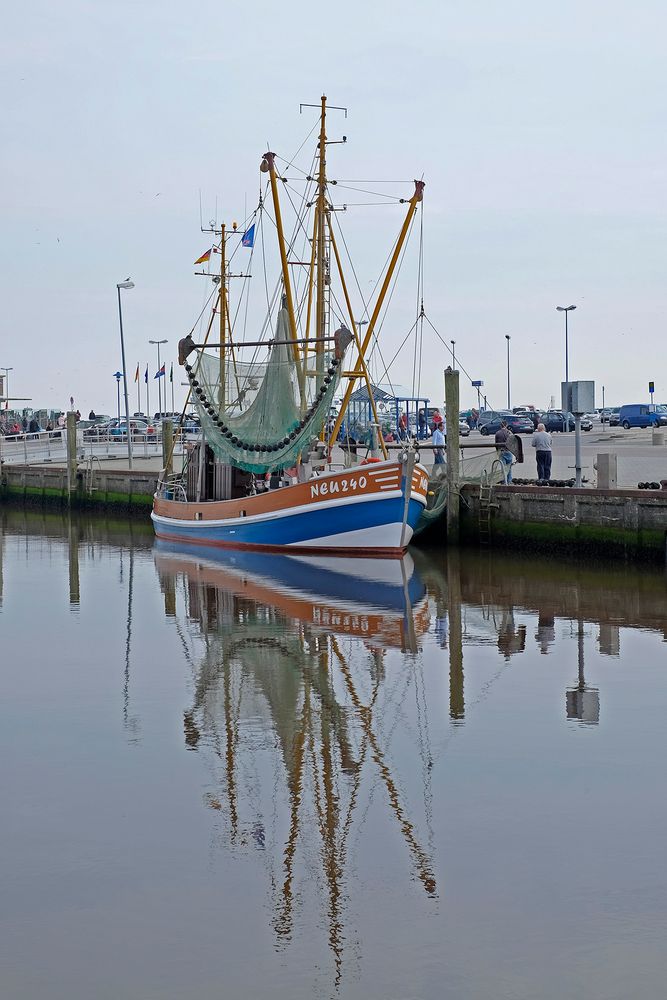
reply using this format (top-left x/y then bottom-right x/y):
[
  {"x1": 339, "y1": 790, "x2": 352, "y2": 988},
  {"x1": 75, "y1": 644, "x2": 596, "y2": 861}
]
[
  {"x1": 113, "y1": 371, "x2": 123, "y2": 422},
  {"x1": 117, "y1": 280, "x2": 135, "y2": 468},
  {"x1": 556, "y1": 304, "x2": 576, "y2": 385},
  {"x1": 450, "y1": 339, "x2": 456, "y2": 368},
  {"x1": 505, "y1": 335, "x2": 511, "y2": 409},
  {"x1": 149, "y1": 339, "x2": 168, "y2": 417}
]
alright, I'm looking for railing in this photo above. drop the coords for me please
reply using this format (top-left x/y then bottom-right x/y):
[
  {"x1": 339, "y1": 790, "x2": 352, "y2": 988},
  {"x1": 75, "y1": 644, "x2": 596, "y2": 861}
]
[
  {"x1": 0, "y1": 428, "x2": 188, "y2": 466},
  {"x1": 0, "y1": 429, "x2": 68, "y2": 465},
  {"x1": 155, "y1": 472, "x2": 187, "y2": 501}
]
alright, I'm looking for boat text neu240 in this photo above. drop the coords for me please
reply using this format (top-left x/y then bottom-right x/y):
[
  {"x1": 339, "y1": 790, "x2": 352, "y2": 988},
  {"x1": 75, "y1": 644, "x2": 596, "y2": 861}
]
[{"x1": 151, "y1": 96, "x2": 428, "y2": 556}]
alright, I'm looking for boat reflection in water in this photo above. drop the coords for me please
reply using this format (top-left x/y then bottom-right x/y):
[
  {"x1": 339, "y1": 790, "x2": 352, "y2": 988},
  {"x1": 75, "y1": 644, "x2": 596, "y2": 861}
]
[{"x1": 153, "y1": 541, "x2": 436, "y2": 983}]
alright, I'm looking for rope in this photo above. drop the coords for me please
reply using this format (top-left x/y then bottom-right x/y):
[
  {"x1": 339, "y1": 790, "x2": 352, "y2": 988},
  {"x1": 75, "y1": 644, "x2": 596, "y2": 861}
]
[{"x1": 422, "y1": 313, "x2": 499, "y2": 413}]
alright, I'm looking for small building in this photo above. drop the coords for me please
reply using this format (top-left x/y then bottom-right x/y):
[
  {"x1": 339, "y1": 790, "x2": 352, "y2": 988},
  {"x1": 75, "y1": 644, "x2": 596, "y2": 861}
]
[{"x1": 344, "y1": 383, "x2": 430, "y2": 441}]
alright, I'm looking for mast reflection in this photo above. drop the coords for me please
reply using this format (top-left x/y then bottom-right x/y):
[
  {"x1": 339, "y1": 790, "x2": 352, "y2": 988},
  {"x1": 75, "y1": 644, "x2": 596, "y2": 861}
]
[{"x1": 154, "y1": 542, "x2": 437, "y2": 981}]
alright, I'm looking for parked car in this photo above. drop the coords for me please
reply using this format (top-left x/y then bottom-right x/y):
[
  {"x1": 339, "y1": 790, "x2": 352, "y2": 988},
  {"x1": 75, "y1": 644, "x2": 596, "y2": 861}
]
[
  {"x1": 83, "y1": 419, "x2": 113, "y2": 439},
  {"x1": 153, "y1": 411, "x2": 181, "y2": 421},
  {"x1": 608, "y1": 407, "x2": 622, "y2": 427},
  {"x1": 618, "y1": 404, "x2": 667, "y2": 430},
  {"x1": 108, "y1": 417, "x2": 157, "y2": 439},
  {"x1": 541, "y1": 410, "x2": 575, "y2": 432},
  {"x1": 168, "y1": 414, "x2": 201, "y2": 435},
  {"x1": 540, "y1": 411, "x2": 591, "y2": 432},
  {"x1": 458, "y1": 419, "x2": 471, "y2": 437},
  {"x1": 478, "y1": 410, "x2": 534, "y2": 435}
]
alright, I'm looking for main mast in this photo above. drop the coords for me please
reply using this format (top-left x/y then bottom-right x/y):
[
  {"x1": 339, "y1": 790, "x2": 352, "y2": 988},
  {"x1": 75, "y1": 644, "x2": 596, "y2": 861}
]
[
  {"x1": 315, "y1": 95, "x2": 328, "y2": 393},
  {"x1": 219, "y1": 223, "x2": 226, "y2": 413}
]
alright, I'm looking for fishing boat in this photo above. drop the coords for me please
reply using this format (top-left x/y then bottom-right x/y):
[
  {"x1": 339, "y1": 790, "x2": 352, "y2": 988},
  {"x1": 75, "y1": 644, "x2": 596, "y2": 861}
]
[{"x1": 151, "y1": 96, "x2": 429, "y2": 556}]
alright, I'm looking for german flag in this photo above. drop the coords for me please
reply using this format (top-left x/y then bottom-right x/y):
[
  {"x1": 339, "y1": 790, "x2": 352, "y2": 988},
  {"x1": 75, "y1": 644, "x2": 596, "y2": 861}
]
[{"x1": 194, "y1": 248, "x2": 212, "y2": 265}]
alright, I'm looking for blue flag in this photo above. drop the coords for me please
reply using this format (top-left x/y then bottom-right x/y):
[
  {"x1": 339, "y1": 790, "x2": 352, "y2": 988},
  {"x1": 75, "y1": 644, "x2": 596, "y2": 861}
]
[
  {"x1": 154, "y1": 363, "x2": 165, "y2": 380},
  {"x1": 144, "y1": 364, "x2": 149, "y2": 384},
  {"x1": 242, "y1": 224, "x2": 255, "y2": 248}
]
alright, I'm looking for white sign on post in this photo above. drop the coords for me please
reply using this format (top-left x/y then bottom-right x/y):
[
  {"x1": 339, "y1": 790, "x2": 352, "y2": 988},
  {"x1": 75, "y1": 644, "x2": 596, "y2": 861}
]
[{"x1": 562, "y1": 381, "x2": 595, "y2": 415}]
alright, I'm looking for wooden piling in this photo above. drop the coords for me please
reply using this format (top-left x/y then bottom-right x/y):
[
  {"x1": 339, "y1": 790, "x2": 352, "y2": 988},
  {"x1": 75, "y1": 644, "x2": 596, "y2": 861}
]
[
  {"x1": 445, "y1": 367, "x2": 460, "y2": 543},
  {"x1": 162, "y1": 420, "x2": 174, "y2": 476},
  {"x1": 66, "y1": 412, "x2": 77, "y2": 498}
]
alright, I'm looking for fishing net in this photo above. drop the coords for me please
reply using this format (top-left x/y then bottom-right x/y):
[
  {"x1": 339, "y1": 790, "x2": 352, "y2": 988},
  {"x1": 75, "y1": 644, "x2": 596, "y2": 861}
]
[
  {"x1": 185, "y1": 307, "x2": 346, "y2": 473},
  {"x1": 413, "y1": 447, "x2": 504, "y2": 536},
  {"x1": 459, "y1": 448, "x2": 505, "y2": 484}
]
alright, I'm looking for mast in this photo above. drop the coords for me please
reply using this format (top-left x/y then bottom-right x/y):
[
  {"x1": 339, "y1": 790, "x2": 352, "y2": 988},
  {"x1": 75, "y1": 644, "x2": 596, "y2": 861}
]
[
  {"x1": 219, "y1": 223, "x2": 226, "y2": 413},
  {"x1": 315, "y1": 95, "x2": 327, "y2": 392},
  {"x1": 262, "y1": 151, "x2": 305, "y2": 403}
]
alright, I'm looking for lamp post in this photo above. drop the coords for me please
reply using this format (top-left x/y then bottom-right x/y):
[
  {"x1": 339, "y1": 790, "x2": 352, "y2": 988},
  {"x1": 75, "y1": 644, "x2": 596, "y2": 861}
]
[
  {"x1": 149, "y1": 339, "x2": 168, "y2": 417},
  {"x1": 117, "y1": 279, "x2": 134, "y2": 469},
  {"x1": 1, "y1": 367, "x2": 13, "y2": 412},
  {"x1": 556, "y1": 304, "x2": 576, "y2": 385},
  {"x1": 450, "y1": 339, "x2": 456, "y2": 367},
  {"x1": 113, "y1": 371, "x2": 122, "y2": 422},
  {"x1": 505, "y1": 335, "x2": 511, "y2": 409}
]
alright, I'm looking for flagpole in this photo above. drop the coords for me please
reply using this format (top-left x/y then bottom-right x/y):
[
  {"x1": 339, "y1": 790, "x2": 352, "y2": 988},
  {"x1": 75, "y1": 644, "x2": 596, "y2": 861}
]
[
  {"x1": 171, "y1": 364, "x2": 174, "y2": 412},
  {"x1": 137, "y1": 364, "x2": 140, "y2": 414},
  {"x1": 146, "y1": 367, "x2": 150, "y2": 422},
  {"x1": 149, "y1": 339, "x2": 168, "y2": 417}
]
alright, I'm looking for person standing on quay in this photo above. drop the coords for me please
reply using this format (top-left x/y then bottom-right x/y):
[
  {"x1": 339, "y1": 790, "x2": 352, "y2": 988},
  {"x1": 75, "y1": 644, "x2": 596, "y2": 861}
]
[
  {"x1": 531, "y1": 422, "x2": 553, "y2": 481},
  {"x1": 432, "y1": 420, "x2": 446, "y2": 465},
  {"x1": 495, "y1": 420, "x2": 515, "y2": 483}
]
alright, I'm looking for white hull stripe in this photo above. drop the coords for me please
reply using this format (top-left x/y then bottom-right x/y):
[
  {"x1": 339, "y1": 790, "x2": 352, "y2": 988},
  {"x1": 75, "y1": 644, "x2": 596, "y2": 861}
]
[{"x1": 285, "y1": 522, "x2": 414, "y2": 550}]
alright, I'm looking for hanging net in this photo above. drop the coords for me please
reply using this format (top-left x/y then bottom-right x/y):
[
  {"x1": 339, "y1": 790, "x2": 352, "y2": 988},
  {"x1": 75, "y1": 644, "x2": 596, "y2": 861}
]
[
  {"x1": 184, "y1": 307, "x2": 350, "y2": 473},
  {"x1": 413, "y1": 447, "x2": 504, "y2": 536}
]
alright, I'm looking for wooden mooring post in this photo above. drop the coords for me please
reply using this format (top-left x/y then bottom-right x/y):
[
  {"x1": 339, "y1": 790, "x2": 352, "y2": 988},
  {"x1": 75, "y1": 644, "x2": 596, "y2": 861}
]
[
  {"x1": 66, "y1": 412, "x2": 78, "y2": 498},
  {"x1": 162, "y1": 420, "x2": 174, "y2": 476},
  {"x1": 445, "y1": 366, "x2": 460, "y2": 543}
]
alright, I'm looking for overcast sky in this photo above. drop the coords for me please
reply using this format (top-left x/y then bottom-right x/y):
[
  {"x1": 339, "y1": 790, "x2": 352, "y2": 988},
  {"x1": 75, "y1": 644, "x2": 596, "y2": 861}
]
[{"x1": 2, "y1": 0, "x2": 666, "y2": 417}]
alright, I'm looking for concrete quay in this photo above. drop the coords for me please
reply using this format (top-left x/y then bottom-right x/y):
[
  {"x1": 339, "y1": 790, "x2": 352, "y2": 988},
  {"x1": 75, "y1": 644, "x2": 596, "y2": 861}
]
[{"x1": 460, "y1": 482, "x2": 667, "y2": 563}]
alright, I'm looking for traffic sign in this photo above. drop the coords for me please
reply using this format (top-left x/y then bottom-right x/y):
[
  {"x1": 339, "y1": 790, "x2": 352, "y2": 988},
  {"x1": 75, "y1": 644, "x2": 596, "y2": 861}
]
[
  {"x1": 472, "y1": 380, "x2": 484, "y2": 387},
  {"x1": 649, "y1": 381, "x2": 655, "y2": 394}
]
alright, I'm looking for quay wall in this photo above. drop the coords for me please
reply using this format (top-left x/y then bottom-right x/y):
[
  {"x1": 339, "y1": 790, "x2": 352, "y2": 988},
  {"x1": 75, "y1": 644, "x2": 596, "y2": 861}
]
[
  {"x1": 0, "y1": 464, "x2": 156, "y2": 516},
  {"x1": 460, "y1": 484, "x2": 667, "y2": 563},
  {"x1": 3, "y1": 464, "x2": 667, "y2": 564}
]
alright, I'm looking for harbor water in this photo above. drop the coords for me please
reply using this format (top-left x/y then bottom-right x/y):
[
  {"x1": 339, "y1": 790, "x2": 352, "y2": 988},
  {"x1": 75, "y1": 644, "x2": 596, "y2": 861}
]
[{"x1": 2, "y1": 509, "x2": 667, "y2": 1000}]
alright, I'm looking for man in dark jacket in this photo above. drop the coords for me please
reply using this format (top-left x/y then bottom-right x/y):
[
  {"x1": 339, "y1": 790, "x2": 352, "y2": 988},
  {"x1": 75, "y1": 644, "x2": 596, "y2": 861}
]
[{"x1": 495, "y1": 421, "x2": 515, "y2": 483}]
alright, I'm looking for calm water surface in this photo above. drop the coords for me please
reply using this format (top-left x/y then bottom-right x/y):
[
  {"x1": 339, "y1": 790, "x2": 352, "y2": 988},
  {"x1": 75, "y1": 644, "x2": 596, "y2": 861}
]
[{"x1": 2, "y1": 509, "x2": 667, "y2": 1000}]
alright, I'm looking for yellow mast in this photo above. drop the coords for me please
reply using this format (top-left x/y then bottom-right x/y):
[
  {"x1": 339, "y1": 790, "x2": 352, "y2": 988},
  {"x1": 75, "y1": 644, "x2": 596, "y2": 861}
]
[
  {"x1": 329, "y1": 180, "x2": 425, "y2": 447},
  {"x1": 262, "y1": 151, "x2": 305, "y2": 403},
  {"x1": 302, "y1": 205, "x2": 318, "y2": 367},
  {"x1": 326, "y1": 210, "x2": 388, "y2": 459}
]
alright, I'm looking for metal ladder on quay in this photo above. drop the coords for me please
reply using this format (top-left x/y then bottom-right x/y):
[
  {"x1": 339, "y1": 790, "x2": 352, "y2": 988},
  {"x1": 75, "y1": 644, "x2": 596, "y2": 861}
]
[
  {"x1": 84, "y1": 455, "x2": 103, "y2": 495},
  {"x1": 478, "y1": 474, "x2": 499, "y2": 546}
]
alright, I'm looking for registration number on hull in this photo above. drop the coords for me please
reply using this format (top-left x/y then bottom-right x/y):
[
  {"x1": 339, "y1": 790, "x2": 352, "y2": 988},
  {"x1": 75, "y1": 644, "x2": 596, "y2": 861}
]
[{"x1": 310, "y1": 475, "x2": 369, "y2": 499}]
